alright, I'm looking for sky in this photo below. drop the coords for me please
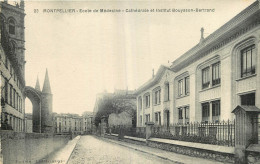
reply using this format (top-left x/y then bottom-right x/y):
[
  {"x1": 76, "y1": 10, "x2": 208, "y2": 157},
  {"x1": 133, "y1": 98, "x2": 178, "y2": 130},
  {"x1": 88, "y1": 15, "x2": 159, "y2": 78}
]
[{"x1": 23, "y1": 0, "x2": 256, "y2": 114}]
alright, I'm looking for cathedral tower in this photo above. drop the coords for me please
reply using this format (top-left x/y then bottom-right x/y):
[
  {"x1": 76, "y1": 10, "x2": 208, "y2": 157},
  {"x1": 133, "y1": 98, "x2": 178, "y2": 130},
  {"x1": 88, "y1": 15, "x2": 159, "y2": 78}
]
[{"x1": 41, "y1": 69, "x2": 53, "y2": 133}]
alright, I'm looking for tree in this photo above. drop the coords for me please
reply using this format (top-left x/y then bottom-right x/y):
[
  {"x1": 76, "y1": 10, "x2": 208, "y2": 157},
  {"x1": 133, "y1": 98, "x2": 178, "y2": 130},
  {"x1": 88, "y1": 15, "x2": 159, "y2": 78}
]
[{"x1": 94, "y1": 95, "x2": 136, "y2": 127}]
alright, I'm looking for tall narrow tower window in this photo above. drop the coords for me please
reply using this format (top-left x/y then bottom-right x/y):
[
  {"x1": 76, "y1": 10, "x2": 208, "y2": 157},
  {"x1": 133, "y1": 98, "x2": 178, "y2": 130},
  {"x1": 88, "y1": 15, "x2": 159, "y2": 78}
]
[{"x1": 9, "y1": 19, "x2": 15, "y2": 35}]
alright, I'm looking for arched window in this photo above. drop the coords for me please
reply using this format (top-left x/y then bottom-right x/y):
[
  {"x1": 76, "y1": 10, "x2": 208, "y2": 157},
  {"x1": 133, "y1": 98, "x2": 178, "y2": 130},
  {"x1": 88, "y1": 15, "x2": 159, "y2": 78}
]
[{"x1": 9, "y1": 19, "x2": 15, "y2": 35}]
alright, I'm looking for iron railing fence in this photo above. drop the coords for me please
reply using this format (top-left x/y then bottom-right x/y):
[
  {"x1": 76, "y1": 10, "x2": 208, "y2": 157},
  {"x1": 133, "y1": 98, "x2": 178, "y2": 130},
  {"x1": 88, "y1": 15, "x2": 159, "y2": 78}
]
[{"x1": 152, "y1": 120, "x2": 235, "y2": 147}]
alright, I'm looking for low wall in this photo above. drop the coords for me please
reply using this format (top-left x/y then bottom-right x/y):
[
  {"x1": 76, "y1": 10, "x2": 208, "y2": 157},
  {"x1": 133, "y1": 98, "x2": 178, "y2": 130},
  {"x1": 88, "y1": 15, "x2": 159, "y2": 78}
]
[
  {"x1": 123, "y1": 136, "x2": 146, "y2": 146},
  {"x1": 246, "y1": 144, "x2": 260, "y2": 164},
  {"x1": 1, "y1": 130, "x2": 71, "y2": 164},
  {"x1": 103, "y1": 133, "x2": 235, "y2": 163},
  {"x1": 147, "y1": 139, "x2": 235, "y2": 163},
  {"x1": 104, "y1": 133, "x2": 119, "y2": 140}
]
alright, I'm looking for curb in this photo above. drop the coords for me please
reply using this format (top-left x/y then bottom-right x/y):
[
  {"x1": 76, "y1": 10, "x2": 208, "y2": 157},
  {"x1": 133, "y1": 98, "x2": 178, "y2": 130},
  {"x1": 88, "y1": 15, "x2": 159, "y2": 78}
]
[
  {"x1": 66, "y1": 136, "x2": 81, "y2": 164},
  {"x1": 99, "y1": 136, "x2": 183, "y2": 164}
]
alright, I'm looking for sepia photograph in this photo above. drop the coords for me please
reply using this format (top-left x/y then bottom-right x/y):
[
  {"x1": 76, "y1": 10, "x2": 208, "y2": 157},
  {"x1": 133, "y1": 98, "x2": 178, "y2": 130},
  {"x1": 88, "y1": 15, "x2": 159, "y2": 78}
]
[{"x1": 0, "y1": 0, "x2": 260, "y2": 163}]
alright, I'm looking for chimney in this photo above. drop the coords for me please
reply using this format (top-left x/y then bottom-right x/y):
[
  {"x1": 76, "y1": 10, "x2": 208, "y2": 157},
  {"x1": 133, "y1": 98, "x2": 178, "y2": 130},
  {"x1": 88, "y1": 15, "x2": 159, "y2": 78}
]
[
  {"x1": 20, "y1": 0, "x2": 24, "y2": 9},
  {"x1": 152, "y1": 69, "x2": 155, "y2": 78},
  {"x1": 200, "y1": 27, "x2": 205, "y2": 44}
]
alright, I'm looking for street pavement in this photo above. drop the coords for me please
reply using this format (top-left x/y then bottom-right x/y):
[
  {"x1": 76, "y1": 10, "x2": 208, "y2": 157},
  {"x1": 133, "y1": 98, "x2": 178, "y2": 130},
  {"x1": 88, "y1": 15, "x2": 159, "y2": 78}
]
[
  {"x1": 99, "y1": 136, "x2": 222, "y2": 164},
  {"x1": 67, "y1": 135, "x2": 178, "y2": 164}
]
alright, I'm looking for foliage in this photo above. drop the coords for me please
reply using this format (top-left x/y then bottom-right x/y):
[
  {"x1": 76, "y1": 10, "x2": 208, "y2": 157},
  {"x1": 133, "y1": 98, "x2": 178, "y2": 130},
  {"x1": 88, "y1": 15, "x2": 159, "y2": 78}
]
[{"x1": 94, "y1": 95, "x2": 136, "y2": 127}]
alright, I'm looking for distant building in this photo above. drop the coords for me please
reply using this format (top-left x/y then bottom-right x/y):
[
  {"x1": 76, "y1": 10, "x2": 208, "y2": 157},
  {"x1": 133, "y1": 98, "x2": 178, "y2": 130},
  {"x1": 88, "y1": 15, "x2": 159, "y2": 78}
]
[
  {"x1": 53, "y1": 112, "x2": 93, "y2": 134},
  {"x1": 82, "y1": 111, "x2": 94, "y2": 132}
]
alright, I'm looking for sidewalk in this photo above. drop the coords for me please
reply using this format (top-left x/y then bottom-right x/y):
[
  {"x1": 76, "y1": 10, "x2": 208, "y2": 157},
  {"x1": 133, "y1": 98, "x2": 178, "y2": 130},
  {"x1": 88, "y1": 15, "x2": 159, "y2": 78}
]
[
  {"x1": 100, "y1": 136, "x2": 223, "y2": 164},
  {"x1": 40, "y1": 136, "x2": 81, "y2": 164}
]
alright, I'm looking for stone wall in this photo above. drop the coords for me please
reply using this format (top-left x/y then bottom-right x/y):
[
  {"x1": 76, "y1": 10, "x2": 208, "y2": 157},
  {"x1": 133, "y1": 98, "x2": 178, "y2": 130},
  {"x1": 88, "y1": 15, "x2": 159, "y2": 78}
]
[
  {"x1": 247, "y1": 151, "x2": 260, "y2": 164},
  {"x1": 1, "y1": 130, "x2": 71, "y2": 164},
  {"x1": 147, "y1": 140, "x2": 235, "y2": 163}
]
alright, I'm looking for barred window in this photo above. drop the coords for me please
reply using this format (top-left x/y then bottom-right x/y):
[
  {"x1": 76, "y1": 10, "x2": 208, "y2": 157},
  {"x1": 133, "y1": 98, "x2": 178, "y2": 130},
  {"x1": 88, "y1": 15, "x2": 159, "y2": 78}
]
[{"x1": 241, "y1": 45, "x2": 256, "y2": 77}]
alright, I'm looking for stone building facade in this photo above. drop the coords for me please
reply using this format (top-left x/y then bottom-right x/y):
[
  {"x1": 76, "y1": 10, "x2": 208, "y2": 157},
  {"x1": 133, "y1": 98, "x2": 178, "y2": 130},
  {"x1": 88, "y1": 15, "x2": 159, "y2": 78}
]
[
  {"x1": 53, "y1": 112, "x2": 93, "y2": 134},
  {"x1": 0, "y1": 0, "x2": 26, "y2": 132},
  {"x1": 136, "y1": 0, "x2": 260, "y2": 131}
]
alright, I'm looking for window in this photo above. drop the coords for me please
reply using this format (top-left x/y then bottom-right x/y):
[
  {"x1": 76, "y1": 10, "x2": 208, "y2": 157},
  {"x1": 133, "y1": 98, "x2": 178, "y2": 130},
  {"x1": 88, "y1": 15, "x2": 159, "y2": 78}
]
[
  {"x1": 154, "y1": 112, "x2": 161, "y2": 125},
  {"x1": 184, "y1": 106, "x2": 189, "y2": 119},
  {"x1": 13, "y1": 89, "x2": 16, "y2": 108},
  {"x1": 178, "y1": 106, "x2": 189, "y2": 120},
  {"x1": 145, "y1": 114, "x2": 150, "y2": 123},
  {"x1": 154, "y1": 89, "x2": 161, "y2": 105},
  {"x1": 212, "y1": 100, "x2": 220, "y2": 117},
  {"x1": 241, "y1": 45, "x2": 256, "y2": 77},
  {"x1": 212, "y1": 62, "x2": 221, "y2": 86},
  {"x1": 202, "y1": 102, "x2": 210, "y2": 118},
  {"x1": 140, "y1": 116, "x2": 142, "y2": 125},
  {"x1": 9, "y1": 19, "x2": 15, "y2": 35},
  {"x1": 138, "y1": 97, "x2": 142, "y2": 109},
  {"x1": 178, "y1": 76, "x2": 190, "y2": 97},
  {"x1": 145, "y1": 94, "x2": 150, "y2": 108},
  {"x1": 185, "y1": 77, "x2": 190, "y2": 95},
  {"x1": 165, "y1": 83, "x2": 170, "y2": 101},
  {"x1": 178, "y1": 79, "x2": 183, "y2": 97},
  {"x1": 202, "y1": 67, "x2": 210, "y2": 89},
  {"x1": 241, "y1": 93, "x2": 255, "y2": 106},
  {"x1": 10, "y1": 85, "x2": 13, "y2": 105},
  {"x1": 5, "y1": 78, "x2": 8, "y2": 103},
  {"x1": 178, "y1": 108, "x2": 183, "y2": 119}
]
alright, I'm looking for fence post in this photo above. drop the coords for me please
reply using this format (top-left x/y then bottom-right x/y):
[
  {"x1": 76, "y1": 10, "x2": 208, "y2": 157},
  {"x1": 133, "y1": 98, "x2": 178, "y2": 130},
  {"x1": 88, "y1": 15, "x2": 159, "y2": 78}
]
[
  {"x1": 145, "y1": 122, "x2": 154, "y2": 141},
  {"x1": 232, "y1": 105, "x2": 260, "y2": 164}
]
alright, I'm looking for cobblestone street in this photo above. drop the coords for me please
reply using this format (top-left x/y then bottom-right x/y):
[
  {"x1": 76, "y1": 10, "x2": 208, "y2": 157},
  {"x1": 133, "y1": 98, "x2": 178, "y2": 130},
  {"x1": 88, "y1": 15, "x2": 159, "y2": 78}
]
[{"x1": 67, "y1": 136, "x2": 177, "y2": 164}]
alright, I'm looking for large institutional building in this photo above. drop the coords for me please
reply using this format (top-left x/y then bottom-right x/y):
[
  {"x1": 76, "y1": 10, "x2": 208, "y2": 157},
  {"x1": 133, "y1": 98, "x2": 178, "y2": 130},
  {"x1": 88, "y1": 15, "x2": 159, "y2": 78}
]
[
  {"x1": 53, "y1": 112, "x2": 93, "y2": 134},
  {"x1": 136, "y1": 1, "x2": 260, "y2": 128},
  {"x1": 0, "y1": 0, "x2": 26, "y2": 132}
]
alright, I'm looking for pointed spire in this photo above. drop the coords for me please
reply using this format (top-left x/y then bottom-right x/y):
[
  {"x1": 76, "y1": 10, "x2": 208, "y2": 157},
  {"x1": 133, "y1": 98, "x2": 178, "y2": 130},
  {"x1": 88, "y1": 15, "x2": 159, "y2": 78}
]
[
  {"x1": 42, "y1": 69, "x2": 52, "y2": 94},
  {"x1": 35, "y1": 76, "x2": 41, "y2": 91}
]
